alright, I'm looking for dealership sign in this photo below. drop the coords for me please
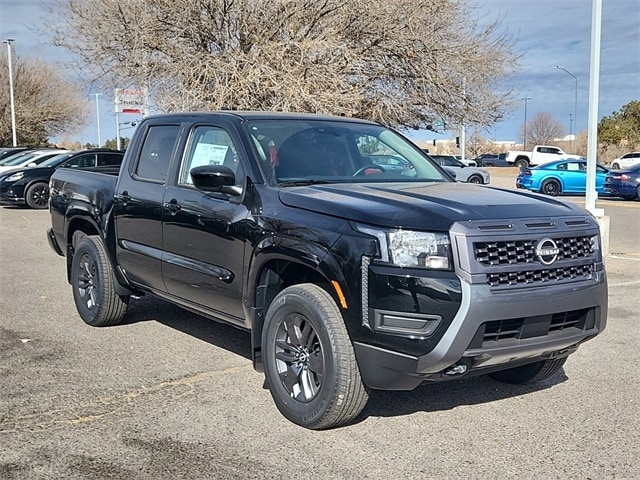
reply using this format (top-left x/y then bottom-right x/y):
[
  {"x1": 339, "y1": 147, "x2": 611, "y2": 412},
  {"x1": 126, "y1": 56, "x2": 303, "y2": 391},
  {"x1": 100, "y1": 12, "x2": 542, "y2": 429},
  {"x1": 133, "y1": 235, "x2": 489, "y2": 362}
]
[{"x1": 115, "y1": 88, "x2": 146, "y2": 114}]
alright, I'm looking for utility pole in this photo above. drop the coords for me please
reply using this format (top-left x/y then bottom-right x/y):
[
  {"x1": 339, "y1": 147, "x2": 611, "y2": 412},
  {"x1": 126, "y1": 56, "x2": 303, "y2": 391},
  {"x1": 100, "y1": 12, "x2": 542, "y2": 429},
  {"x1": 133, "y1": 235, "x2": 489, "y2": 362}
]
[
  {"x1": 523, "y1": 97, "x2": 531, "y2": 150},
  {"x1": 556, "y1": 66, "x2": 578, "y2": 154},
  {"x1": 3, "y1": 38, "x2": 17, "y2": 147},
  {"x1": 92, "y1": 93, "x2": 103, "y2": 147}
]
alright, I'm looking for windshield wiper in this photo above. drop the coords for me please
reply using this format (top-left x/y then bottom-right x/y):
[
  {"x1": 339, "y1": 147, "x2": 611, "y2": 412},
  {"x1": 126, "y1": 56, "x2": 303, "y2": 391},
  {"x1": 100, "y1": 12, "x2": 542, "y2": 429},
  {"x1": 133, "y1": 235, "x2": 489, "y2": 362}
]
[{"x1": 277, "y1": 179, "x2": 333, "y2": 187}]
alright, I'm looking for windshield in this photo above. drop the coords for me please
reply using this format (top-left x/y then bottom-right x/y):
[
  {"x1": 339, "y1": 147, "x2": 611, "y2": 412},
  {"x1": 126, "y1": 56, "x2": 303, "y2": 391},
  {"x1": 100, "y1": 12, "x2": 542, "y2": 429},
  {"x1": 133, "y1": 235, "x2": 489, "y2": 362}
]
[
  {"x1": 245, "y1": 119, "x2": 450, "y2": 186},
  {"x1": 0, "y1": 151, "x2": 33, "y2": 166},
  {"x1": 39, "y1": 152, "x2": 76, "y2": 167}
]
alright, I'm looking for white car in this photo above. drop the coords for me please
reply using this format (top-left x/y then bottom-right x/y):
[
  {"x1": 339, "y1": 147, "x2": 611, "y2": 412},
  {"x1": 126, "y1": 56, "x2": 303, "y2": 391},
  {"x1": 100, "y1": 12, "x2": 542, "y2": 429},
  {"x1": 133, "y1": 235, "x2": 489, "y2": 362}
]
[
  {"x1": 429, "y1": 155, "x2": 490, "y2": 184},
  {"x1": 611, "y1": 152, "x2": 640, "y2": 170},
  {"x1": 0, "y1": 149, "x2": 69, "y2": 173}
]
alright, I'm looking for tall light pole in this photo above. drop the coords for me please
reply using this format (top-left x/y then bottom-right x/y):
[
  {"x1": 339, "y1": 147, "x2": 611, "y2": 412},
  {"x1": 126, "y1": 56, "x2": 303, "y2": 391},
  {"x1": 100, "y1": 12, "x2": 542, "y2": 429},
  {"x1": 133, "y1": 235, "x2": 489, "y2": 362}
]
[
  {"x1": 3, "y1": 38, "x2": 17, "y2": 147},
  {"x1": 523, "y1": 96, "x2": 531, "y2": 150},
  {"x1": 92, "y1": 93, "x2": 103, "y2": 147},
  {"x1": 556, "y1": 66, "x2": 578, "y2": 153}
]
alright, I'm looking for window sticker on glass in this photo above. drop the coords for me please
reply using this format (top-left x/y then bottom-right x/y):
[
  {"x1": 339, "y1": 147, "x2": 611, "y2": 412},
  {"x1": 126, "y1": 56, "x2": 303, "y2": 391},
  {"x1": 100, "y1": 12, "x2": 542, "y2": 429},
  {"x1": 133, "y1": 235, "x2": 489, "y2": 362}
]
[{"x1": 191, "y1": 143, "x2": 229, "y2": 169}]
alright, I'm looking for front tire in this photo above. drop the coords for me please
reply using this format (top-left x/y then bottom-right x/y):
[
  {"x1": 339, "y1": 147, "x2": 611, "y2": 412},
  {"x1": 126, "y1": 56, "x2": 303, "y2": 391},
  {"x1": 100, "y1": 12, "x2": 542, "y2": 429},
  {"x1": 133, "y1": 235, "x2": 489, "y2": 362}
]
[
  {"x1": 25, "y1": 182, "x2": 49, "y2": 209},
  {"x1": 488, "y1": 357, "x2": 567, "y2": 384},
  {"x1": 71, "y1": 236, "x2": 129, "y2": 327},
  {"x1": 541, "y1": 178, "x2": 561, "y2": 196},
  {"x1": 467, "y1": 174, "x2": 483, "y2": 184},
  {"x1": 262, "y1": 283, "x2": 369, "y2": 429}
]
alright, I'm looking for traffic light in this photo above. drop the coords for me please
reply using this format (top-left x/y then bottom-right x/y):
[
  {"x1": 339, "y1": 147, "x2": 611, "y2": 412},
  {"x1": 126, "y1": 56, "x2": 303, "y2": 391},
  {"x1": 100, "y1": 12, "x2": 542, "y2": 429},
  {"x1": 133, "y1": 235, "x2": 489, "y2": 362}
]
[{"x1": 455, "y1": 137, "x2": 460, "y2": 148}]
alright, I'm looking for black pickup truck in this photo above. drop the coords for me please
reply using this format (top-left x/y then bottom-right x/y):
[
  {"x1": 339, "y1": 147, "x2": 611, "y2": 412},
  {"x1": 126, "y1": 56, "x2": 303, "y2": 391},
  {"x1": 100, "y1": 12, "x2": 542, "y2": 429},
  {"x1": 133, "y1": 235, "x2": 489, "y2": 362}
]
[{"x1": 48, "y1": 112, "x2": 608, "y2": 429}]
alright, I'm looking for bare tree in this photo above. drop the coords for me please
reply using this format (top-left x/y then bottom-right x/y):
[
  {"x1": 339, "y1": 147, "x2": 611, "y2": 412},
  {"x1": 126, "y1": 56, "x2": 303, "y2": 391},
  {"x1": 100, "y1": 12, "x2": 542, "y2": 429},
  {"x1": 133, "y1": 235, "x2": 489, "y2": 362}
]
[
  {"x1": 48, "y1": 0, "x2": 519, "y2": 130},
  {"x1": 519, "y1": 112, "x2": 566, "y2": 147},
  {"x1": 0, "y1": 51, "x2": 89, "y2": 146}
]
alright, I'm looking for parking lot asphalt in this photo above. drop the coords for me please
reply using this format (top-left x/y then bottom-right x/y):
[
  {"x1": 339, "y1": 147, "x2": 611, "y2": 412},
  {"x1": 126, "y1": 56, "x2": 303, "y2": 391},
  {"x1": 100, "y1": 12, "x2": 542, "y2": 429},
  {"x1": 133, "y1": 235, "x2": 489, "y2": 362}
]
[{"x1": 1, "y1": 170, "x2": 638, "y2": 479}]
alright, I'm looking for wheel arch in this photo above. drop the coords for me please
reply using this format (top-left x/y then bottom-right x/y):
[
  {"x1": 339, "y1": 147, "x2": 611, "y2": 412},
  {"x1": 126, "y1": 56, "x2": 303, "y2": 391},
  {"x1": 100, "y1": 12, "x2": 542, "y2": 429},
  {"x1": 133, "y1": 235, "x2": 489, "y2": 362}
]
[{"x1": 247, "y1": 240, "x2": 351, "y2": 372}]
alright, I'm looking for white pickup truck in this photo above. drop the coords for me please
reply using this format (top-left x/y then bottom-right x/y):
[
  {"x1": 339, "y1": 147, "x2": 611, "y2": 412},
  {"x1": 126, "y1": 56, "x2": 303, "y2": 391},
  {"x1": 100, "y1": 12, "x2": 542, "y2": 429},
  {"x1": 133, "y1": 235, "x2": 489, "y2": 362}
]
[{"x1": 506, "y1": 145, "x2": 581, "y2": 168}]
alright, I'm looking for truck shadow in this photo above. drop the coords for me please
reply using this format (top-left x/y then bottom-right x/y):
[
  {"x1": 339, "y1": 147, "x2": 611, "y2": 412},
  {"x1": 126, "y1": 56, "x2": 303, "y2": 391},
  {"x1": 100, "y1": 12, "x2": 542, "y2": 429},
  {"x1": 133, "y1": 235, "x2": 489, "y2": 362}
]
[
  {"x1": 119, "y1": 294, "x2": 253, "y2": 360},
  {"x1": 358, "y1": 372, "x2": 567, "y2": 422},
  {"x1": 119, "y1": 294, "x2": 568, "y2": 423}
]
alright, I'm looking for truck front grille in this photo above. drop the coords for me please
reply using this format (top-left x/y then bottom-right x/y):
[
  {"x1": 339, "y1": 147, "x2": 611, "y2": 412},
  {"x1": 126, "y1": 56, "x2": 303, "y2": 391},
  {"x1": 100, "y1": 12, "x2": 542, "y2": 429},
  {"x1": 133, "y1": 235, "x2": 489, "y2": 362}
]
[
  {"x1": 486, "y1": 264, "x2": 593, "y2": 287},
  {"x1": 474, "y1": 235, "x2": 593, "y2": 266},
  {"x1": 450, "y1": 217, "x2": 601, "y2": 291}
]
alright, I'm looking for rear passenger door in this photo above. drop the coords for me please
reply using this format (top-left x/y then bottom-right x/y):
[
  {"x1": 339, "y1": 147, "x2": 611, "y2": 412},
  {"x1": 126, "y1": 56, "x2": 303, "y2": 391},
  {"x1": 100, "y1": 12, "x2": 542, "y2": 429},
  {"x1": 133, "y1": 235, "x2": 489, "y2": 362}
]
[
  {"x1": 114, "y1": 123, "x2": 181, "y2": 293},
  {"x1": 161, "y1": 123, "x2": 249, "y2": 322}
]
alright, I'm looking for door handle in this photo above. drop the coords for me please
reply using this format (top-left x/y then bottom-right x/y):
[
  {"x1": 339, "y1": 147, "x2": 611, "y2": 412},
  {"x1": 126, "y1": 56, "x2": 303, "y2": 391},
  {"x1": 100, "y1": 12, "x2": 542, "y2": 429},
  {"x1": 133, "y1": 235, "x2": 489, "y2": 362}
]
[
  {"x1": 116, "y1": 191, "x2": 131, "y2": 204},
  {"x1": 163, "y1": 198, "x2": 181, "y2": 215}
]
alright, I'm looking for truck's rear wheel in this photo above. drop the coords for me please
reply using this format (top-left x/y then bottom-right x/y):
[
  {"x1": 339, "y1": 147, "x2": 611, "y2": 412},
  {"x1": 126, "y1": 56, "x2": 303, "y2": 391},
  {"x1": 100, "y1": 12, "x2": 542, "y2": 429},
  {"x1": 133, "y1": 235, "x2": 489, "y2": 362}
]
[
  {"x1": 515, "y1": 158, "x2": 529, "y2": 168},
  {"x1": 488, "y1": 357, "x2": 567, "y2": 384},
  {"x1": 71, "y1": 236, "x2": 129, "y2": 327},
  {"x1": 262, "y1": 283, "x2": 369, "y2": 429}
]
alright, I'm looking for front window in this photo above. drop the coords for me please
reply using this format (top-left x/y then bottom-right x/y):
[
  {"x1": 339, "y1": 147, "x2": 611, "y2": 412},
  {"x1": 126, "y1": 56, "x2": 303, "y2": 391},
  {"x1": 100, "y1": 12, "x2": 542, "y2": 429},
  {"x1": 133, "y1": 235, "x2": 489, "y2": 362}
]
[{"x1": 245, "y1": 119, "x2": 447, "y2": 185}]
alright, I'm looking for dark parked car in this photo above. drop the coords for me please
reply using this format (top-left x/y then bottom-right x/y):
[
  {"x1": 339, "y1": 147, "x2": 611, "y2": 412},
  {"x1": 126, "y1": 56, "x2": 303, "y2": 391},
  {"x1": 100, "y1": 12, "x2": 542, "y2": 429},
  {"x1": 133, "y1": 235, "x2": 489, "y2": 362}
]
[
  {"x1": 474, "y1": 153, "x2": 510, "y2": 167},
  {"x1": 516, "y1": 159, "x2": 609, "y2": 196},
  {"x1": 0, "y1": 147, "x2": 30, "y2": 161},
  {"x1": 604, "y1": 164, "x2": 640, "y2": 200},
  {"x1": 0, "y1": 149, "x2": 124, "y2": 209}
]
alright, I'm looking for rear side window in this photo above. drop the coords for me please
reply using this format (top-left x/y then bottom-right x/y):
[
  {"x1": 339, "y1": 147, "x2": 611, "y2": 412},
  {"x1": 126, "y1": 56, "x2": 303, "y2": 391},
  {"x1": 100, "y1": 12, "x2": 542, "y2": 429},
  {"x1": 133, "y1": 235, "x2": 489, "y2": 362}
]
[
  {"x1": 66, "y1": 153, "x2": 97, "y2": 168},
  {"x1": 98, "y1": 153, "x2": 123, "y2": 166},
  {"x1": 135, "y1": 125, "x2": 180, "y2": 182}
]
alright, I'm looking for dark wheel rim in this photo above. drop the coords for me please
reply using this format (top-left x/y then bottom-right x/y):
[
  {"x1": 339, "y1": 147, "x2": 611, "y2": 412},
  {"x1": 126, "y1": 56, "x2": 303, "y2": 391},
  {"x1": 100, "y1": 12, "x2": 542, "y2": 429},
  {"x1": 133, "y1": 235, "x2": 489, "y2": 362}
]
[
  {"x1": 543, "y1": 181, "x2": 559, "y2": 195},
  {"x1": 76, "y1": 252, "x2": 98, "y2": 311},
  {"x1": 29, "y1": 185, "x2": 49, "y2": 207},
  {"x1": 274, "y1": 313, "x2": 324, "y2": 402},
  {"x1": 469, "y1": 176, "x2": 482, "y2": 184}
]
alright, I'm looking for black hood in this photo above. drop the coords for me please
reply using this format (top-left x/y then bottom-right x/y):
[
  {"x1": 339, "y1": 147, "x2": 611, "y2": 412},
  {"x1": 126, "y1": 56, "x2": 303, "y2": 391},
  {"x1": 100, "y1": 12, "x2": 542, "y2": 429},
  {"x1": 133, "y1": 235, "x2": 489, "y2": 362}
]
[{"x1": 278, "y1": 182, "x2": 586, "y2": 230}]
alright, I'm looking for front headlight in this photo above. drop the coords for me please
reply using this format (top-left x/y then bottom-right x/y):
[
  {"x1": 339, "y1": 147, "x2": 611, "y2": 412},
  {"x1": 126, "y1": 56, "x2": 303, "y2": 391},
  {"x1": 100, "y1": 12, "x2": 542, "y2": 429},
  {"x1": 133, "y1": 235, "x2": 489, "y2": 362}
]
[
  {"x1": 5, "y1": 172, "x2": 25, "y2": 182},
  {"x1": 356, "y1": 224, "x2": 452, "y2": 269}
]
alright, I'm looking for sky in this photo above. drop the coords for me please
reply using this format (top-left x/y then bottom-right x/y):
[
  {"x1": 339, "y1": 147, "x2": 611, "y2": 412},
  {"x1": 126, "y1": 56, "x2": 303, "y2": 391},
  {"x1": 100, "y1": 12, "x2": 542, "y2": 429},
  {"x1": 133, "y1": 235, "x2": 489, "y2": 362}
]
[{"x1": 1, "y1": 0, "x2": 639, "y2": 147}]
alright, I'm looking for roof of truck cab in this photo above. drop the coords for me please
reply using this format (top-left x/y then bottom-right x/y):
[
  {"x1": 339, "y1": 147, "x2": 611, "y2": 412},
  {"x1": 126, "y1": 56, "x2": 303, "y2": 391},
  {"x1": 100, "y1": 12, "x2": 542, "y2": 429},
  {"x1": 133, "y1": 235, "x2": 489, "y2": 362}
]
[{"x1": 143, "y1": 111, "x2": 382, "y2": 125}]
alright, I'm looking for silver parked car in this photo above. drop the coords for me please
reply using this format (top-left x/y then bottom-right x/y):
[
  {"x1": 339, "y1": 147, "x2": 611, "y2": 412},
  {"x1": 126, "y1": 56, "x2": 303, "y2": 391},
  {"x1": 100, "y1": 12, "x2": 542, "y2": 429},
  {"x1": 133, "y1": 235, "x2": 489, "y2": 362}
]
[{"x1": 428, "y1": 154, "x2": 490, "y2": 184}]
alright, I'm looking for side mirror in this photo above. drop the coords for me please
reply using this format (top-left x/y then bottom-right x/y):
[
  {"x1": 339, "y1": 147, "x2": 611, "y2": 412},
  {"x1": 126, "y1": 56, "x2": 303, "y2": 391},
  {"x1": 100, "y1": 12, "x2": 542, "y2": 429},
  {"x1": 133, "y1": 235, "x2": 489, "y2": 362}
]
[
  {"x1": 27, "y1": 162, "x2": 37, "y2": 168},
  {"x1": 190, "y1": 164, "x2": 239, "y2": 194}
]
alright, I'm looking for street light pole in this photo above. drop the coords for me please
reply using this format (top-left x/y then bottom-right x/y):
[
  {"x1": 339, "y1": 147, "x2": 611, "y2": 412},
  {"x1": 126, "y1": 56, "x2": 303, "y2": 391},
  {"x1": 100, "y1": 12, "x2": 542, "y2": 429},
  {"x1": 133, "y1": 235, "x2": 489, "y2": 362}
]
[
  {"x1": 92, "y1": 93, "x2": 103, "y2": 147},
  {"x1": 556, "y1": 66, "x2": 578, "y2": 153},
  {"x1": 523, "y1": 96, "x2": 531, "y2": 150},
  {"x1": 3, "y1": 38, "x2": 17, "y2": 147}
]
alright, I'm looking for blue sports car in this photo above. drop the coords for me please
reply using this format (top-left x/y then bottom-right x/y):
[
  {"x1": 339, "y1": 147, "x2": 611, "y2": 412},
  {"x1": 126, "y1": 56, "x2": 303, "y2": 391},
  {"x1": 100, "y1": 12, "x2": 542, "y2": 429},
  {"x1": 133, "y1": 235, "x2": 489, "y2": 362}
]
[{"x1": 516, "y1": 158, "x2": 610, "y2": 196}]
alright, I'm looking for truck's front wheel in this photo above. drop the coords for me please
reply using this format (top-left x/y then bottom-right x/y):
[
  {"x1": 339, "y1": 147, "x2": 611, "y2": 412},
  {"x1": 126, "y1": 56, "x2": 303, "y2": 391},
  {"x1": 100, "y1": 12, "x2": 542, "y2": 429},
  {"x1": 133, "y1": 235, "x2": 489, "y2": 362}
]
[
  {"x1": 488, "y1": 357, "x2": 567, "y2": 384},
  {"x1": 262, "y1": 284, "x2": 369, "y2": 429},
  {"x1": 71, "y1": 236, "x2": 129, "y2": 327}
]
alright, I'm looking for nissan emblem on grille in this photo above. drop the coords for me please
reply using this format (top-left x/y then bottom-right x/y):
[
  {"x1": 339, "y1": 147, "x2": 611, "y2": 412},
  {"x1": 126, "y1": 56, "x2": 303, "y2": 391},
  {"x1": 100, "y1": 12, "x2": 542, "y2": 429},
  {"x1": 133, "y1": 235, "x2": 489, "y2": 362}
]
[{"x1": 535, "y1": 237, "x2": 560, "y2": 265}]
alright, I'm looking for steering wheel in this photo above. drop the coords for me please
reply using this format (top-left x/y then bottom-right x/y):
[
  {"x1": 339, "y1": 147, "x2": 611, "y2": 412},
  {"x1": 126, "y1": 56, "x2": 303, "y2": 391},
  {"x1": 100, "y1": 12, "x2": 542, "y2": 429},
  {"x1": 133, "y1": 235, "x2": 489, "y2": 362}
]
[{"x1": 353, "y1": 164, "x2": 386, "y2": 176}]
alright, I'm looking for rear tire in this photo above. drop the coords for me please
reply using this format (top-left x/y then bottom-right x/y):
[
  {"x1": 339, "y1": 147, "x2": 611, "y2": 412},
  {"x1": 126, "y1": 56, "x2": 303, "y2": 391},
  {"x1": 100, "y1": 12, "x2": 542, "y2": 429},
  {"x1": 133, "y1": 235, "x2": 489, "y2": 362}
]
[
  {"x1": 541, "y1": 178, "x2": 561, "y2": 196},
  {"x1": 488, "y1": 357, "x2": 567, "y2": 384},
  {"x1": 25, "y1": 182, "x2": 49, "y2": 209},
  {"x1": 262, "y1": 283, "x2": 369, "y2": 429},
  {"x1": 515, "y1": 158, "x2": 529, "y2": 168},
  {"x1": 71, "y1": 236, "x2": 129, "y2": 327},
  {"x1": 611, "y1": 163, "x2": 620, "y2": 169}
]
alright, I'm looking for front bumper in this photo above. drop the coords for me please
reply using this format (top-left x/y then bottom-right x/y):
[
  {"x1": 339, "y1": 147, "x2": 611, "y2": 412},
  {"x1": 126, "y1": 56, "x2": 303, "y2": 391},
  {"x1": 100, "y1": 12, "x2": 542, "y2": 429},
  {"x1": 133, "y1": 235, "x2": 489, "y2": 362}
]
[
  {"x1": 352, "y1": 216, "x2": 607, "y2": 390},
  {"x1": 354, "y1": 274, "x2": 606, "y2": 390}
]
